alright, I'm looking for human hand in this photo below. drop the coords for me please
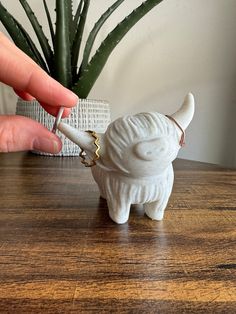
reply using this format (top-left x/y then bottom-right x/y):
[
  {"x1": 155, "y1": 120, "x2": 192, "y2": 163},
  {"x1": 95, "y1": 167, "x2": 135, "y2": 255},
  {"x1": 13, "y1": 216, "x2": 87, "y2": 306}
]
[{"x1": 0, "y1": 32, "x2": 78, "y2": 154}]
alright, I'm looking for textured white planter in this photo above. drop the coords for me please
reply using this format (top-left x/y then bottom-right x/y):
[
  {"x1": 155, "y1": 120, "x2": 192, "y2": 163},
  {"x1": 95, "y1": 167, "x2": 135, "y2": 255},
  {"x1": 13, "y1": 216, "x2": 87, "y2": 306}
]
[{"x1": 16, "y1": 98, "x2": 111, "y2": 156}]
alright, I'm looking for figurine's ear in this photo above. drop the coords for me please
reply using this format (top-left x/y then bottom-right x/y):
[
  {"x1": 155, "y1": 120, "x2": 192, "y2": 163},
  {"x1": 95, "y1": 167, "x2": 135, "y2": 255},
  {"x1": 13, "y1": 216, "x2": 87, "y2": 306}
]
[{"x1": 133, "y1": 138, "x2": 169, "y2": 161}]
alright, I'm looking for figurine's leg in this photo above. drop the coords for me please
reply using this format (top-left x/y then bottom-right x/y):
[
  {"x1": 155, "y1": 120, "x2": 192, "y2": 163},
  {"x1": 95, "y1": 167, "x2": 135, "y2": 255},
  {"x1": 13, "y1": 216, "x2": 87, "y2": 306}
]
[
  {"x1": 96, "y1": 183, "x2": 106, "y2": 199},
  {"x1": 107, "y1": 199, "x2": 131, "y2": 224},
  {"x1": 145, "y1": 166, "x2": 174, "y2": 221},
  {"x1": 144, "y1": 197, "x2": 169, "y2": 221},
  {"x1": 99, "y1": 190, "x2": 106, "y2": 200},
  {"x1": 91, "y1": 168, "x2": 106, "y2": 199}
]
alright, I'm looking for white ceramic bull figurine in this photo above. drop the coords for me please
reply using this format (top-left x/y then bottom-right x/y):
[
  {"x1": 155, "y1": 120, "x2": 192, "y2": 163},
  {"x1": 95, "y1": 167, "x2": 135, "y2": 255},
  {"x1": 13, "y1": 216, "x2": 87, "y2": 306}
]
[{"x1": 58, "y1": 93, "x2": 195, "y2": 224}]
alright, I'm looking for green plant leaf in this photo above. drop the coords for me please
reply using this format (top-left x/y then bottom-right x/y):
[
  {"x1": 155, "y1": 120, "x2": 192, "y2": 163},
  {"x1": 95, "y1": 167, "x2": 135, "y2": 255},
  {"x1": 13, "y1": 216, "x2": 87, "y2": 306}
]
[
  {"x1": 71, "y1": 0, "x2": 90, "y2": 80},
  {"x1": 67, "y1": 0, "x2": 74, "y2": 45},
  {"x1": 15, "y1": 20, "x2": 49, "y2": 71},
  {"x1": 19, "y1": 0, "x2": 54, "y2": 74},
  {"x1": 55, "y1": 0, "x2": 72, "y2": 88},
  {"x1": 0, "y1": 1, "x2": 48, "y2": 71},
  {"x1": 73, "y1": 0, "x2": 84, "y2": 28},
  {"x1": 79, "y1": 0, "x2": 125, "y2": 76},
  {"x1": 43, "y1": 0, "x2": 55, "y2": 49},
  {"x1": 73, "y1": 0, "x2": 164, "y2": 98},
  {"x1": 71, "y1": 0, "x2": 84, "y2": 46}
]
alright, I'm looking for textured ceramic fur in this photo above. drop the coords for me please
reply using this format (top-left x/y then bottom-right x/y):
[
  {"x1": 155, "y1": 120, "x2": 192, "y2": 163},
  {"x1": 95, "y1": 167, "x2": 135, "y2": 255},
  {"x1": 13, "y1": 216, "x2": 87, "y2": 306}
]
[{"x1": 58, "y1": 93, "x2": 195, "y2": 224}]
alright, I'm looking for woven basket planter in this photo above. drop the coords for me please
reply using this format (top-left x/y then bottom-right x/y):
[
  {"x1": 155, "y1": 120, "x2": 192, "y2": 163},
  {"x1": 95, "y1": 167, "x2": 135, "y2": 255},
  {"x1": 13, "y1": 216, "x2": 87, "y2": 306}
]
[{"x1": 16, "y1": 98, "x2": 111, "y2": 156}]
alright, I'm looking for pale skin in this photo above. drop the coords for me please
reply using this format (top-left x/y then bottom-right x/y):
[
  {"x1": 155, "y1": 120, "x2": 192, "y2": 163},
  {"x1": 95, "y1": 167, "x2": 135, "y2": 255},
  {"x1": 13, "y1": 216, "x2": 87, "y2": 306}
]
[{"x1": 0, "y1": 32, "x2": 78, "y2": 154}]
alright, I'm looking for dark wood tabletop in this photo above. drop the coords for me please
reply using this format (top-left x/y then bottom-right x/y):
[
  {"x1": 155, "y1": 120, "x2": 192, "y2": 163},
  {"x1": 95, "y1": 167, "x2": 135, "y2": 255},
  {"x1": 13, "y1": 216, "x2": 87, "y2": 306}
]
[{"x1": 0, "y1": 152, "x2": 235, "y2": 313}]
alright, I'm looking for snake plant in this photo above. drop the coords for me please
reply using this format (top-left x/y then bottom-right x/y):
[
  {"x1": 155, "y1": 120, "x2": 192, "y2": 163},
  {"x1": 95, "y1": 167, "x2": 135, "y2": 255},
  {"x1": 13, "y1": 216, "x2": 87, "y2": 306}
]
[{"x1": 0, "y1": 0, "x2": 164, "y2": 98}]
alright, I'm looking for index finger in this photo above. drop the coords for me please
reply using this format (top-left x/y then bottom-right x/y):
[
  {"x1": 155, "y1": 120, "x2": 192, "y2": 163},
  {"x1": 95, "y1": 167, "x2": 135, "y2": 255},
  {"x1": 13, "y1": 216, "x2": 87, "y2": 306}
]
[{"x1": 0, "y1": 40, "x2": 78, "y2": 108}]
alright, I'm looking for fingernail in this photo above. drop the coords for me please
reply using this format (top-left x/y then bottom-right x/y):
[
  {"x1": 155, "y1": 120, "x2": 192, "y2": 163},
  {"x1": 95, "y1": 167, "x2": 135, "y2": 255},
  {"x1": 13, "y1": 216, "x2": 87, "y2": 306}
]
[
  {"x1": 52, "y1": 140, "x2": 60, "y2": 153},
  {"x1": 67, "y1": 91, "x2": 79, "y2": 106},
  {"x1": 33, "y1": 138, "x2": 61, "y2": 154},
  {"x1": 61, "y1": 108, "x2": 71, "y2": 118}
]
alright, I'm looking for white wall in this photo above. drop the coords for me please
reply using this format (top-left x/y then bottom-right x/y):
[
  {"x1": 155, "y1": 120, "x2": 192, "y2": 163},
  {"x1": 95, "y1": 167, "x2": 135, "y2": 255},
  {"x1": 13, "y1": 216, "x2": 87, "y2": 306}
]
[{"x1": 0, "y1": 0, "x2": 236, "y2": 167}]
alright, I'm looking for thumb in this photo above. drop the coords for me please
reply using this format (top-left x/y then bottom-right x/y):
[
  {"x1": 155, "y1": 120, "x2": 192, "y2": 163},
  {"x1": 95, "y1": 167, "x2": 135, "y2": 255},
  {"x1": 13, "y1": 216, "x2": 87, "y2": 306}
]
[{"x1": 0, "y1": 115, "x2": 62, "y2": 154}]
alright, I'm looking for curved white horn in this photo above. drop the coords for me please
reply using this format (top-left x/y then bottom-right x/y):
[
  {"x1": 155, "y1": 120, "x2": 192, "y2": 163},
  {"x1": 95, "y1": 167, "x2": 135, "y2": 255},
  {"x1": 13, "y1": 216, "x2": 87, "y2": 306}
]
[
  {"x1": 58, "y1": 122, "x2": 106, "y2": 157},
  {"x1": 58, "y1": 122, "x2": 106, "y2": 161},
  {"x1": 58, "y1": 122, "x2": 94, "y2": 149},
  {"x1": 171, "y1": 93, "x2": 195, "y2": 130}
]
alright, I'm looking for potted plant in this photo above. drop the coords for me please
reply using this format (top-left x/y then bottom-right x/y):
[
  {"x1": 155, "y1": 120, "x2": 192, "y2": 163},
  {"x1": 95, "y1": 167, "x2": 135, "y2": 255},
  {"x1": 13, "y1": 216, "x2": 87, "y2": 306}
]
[{"x1": 0, "y1": 0, "x2": 164, "y2": 155}]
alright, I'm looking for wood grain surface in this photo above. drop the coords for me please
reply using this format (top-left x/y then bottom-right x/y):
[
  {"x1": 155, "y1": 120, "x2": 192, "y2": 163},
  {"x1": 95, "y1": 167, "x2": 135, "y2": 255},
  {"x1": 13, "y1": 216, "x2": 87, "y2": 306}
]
[{"x1": 0, "y1": 152, "x2": 235, "y2": 313}]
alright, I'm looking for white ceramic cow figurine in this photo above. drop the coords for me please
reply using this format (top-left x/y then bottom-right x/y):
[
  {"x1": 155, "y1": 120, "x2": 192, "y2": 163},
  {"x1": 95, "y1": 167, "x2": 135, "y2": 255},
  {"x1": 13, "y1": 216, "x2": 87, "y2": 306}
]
[{"x1": 58, "y1": 93, "x2": 195, "y2": 224}]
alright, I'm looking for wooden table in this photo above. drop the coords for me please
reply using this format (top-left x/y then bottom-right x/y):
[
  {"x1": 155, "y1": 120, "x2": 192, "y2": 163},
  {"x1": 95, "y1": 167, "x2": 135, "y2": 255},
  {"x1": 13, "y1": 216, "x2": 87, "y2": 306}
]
[{"x1": 0, "y1": 152, "x2": 235, "y2": 313}]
